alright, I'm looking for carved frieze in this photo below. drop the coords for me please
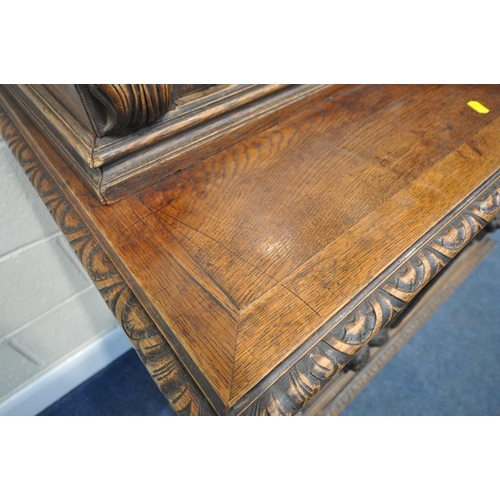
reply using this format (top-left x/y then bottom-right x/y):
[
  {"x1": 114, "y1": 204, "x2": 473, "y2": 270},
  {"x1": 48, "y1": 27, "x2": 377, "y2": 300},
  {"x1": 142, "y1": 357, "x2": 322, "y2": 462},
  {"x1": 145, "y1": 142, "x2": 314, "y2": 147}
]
[
  {"x1": 240, "y1": 182, "x2": 500, "y2": 415},
  {"x1": 0, "y1": 109, "x2": 214, "y2": 416}
]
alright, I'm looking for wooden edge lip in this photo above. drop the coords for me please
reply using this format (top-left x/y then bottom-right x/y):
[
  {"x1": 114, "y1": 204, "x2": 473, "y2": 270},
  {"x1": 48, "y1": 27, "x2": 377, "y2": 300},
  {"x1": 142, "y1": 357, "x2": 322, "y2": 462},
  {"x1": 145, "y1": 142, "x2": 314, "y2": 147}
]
[
  {"x1": 230, "y1": 169, "x2": 500, "y2": 415},
  {"x1": 0, "y1": 103, "x2": 219, "y2": 417}
]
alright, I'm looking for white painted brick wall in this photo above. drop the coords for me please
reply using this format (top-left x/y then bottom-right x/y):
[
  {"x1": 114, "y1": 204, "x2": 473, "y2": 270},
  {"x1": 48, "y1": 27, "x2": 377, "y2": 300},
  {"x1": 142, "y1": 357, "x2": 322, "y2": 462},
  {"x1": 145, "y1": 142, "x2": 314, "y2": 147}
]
[
  {"x1": 0, "y1": 135, "x2": 125, "y2": 406},
  {"x1": 0, "y1": 237, "x2": 92, "y2": 336},
  {"x1": 0, "y1": 139, "x2": 58, "y2": 257}
]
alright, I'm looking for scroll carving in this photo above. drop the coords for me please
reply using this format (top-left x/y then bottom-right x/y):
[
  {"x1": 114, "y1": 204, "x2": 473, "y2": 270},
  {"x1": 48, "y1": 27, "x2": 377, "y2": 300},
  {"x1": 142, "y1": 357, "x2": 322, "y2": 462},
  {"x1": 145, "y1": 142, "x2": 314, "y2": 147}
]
[
  {"x1": 240, "y1": 342, "x2": 352, "y2": 416},
  {"x1": 88, "y1": 84, "x2": 171, "y2": 135},
  {"x1": 0, "y1": 109, "x2": 214, "y2": 416},
  {"x1": 241, "y1": 181, "x2": 500, "y2": 416}
]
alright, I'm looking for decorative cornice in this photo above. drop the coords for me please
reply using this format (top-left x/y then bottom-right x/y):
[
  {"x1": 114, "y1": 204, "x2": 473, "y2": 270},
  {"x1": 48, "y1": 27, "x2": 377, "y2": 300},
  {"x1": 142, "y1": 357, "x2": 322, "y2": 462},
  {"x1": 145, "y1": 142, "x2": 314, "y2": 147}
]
[
  {"x1": 88, "y1": 84, "x2": 171, "y2": 136},
  {"x1": 241, "y1": 178, "x2": 500, "y2": 415},
  {"x1": 0, "y1": 108, "x2": 214, "y2": 416}
]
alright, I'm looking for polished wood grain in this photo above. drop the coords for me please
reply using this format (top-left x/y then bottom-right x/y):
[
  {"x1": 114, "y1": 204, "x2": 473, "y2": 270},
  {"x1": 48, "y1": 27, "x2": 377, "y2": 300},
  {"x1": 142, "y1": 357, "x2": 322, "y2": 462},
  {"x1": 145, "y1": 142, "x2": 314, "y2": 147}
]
[{"x1": 2, "y1": 84, "x2": 500, "y2": 414}]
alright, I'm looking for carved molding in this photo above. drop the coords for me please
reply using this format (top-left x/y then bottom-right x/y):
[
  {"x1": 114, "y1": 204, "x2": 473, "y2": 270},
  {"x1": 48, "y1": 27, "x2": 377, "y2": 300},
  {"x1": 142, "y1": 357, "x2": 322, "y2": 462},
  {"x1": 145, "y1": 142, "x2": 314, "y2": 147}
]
[
  {"x1": 88, "y1": 84, "x2": 171, "y2": 136},
  {"x1": 241, "y1": 180, "x2": 500, "y2": 415},
  {"x1": 0, "y1": 108, "x2": 214, "y2": 416},
  {"x1": 240, "y1": 342, "x2": 352, "y2": 416}
]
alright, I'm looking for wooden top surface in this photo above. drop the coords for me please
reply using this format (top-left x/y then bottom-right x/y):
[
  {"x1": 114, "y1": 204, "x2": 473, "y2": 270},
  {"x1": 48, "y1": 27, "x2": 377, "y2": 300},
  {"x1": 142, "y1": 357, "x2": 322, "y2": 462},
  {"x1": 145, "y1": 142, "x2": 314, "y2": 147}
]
[{"x1": 7, "y1": 84, "x2": 500, "y2": 412}]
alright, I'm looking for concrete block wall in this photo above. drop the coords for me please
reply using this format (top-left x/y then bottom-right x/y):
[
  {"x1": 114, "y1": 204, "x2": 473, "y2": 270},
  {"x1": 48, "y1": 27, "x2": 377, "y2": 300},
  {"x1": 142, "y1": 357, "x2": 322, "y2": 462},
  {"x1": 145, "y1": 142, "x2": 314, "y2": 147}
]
[{"x1": 0, "y1": 135, "x2": 130, "y2": 413}]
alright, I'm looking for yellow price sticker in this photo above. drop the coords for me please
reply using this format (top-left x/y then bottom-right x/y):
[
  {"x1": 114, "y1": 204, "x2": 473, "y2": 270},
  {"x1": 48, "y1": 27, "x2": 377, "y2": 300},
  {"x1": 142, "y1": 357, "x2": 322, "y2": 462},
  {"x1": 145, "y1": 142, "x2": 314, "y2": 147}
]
[{"x1": 468, "y1": 101, "x2": 490, "y2": 114}]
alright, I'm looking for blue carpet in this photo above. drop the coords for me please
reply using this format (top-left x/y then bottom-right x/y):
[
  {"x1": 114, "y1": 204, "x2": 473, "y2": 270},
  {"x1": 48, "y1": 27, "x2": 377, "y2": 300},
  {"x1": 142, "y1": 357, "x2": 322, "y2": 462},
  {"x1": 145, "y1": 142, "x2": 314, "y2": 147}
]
[
  {"x1": 39, "y1": 349, "x2": 175, "y2": 416},
  {"x1": 40, "y1": 231, "x2": 500, "y2": 416},
  {"x1": 343, "y1": 230, "x2": 500, "y2": 416}
]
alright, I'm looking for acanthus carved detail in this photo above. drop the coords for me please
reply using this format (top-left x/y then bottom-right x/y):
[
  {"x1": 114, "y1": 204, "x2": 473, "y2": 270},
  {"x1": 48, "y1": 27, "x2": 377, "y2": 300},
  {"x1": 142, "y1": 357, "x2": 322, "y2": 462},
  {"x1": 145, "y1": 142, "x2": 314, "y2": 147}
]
[
  {"x1": 240, "y1": 342, "x2": 351, "y2": 416},
  {"x1": 241, "y1": 182, "x2": 500, "y2": 415},
  {"x1": 0, "y1": 108, "x2": 214, "y2": 416}
]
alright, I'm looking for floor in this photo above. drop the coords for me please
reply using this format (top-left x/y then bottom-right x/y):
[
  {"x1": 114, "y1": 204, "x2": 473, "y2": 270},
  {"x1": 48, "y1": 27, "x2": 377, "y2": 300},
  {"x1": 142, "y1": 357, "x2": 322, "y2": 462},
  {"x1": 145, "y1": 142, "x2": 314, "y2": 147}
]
[
  {"x1": 39, "y1": 348, "x2": 174, "y2": 416},
  {"x1": 39, "y1": 230, "x2": 500, "y2": 416},
  {"x1": 343, "y1": 230, "x2": 500, "y2": 416}
]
